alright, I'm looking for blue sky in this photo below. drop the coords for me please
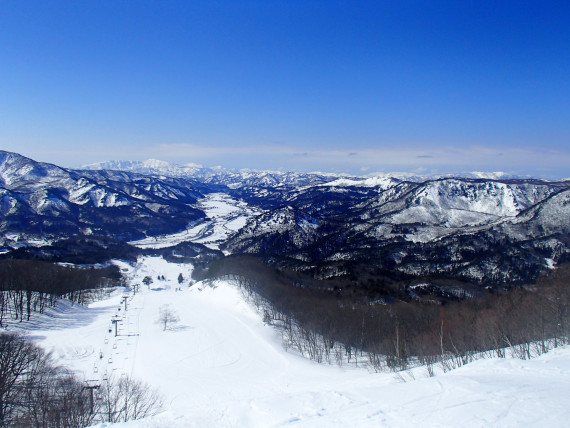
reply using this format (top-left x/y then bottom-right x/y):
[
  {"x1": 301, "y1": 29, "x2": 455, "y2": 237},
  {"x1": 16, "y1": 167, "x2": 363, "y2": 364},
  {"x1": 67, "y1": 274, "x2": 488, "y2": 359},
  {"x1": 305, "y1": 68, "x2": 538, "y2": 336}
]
[{"x1": 1, "y1": 1, "x2": 569, "y2": 178}]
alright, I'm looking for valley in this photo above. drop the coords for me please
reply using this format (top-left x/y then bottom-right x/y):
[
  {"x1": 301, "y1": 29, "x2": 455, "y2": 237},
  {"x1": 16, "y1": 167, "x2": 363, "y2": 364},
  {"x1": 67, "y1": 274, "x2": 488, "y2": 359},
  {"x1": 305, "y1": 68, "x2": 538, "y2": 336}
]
[
  {"x1": 130, "y1": 193, "x2": 261, "y2": 252},
  {"x1": 2, "y1": 150, "x2": 570, "y2": 291}
]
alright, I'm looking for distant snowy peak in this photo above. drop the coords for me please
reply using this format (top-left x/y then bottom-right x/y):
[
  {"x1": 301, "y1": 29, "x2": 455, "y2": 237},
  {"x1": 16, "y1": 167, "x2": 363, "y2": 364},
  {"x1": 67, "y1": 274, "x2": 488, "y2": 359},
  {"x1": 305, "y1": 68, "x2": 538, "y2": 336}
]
[
  {"x1": 470, "y1": 171, "x2": 510, "y2": 180},
  {"x1": 83, "y1": 158, "x2": 344, "y2": 188},
  {"x1": 82, "y1": 159, "x2": 204, "y2": 178},
  {"x1": 84, "y1": 158, "x2": 416, "y2": 190},
  {"x1": 82, "y1": 157, "x2": 532, "y2": 191},
  {"x1": 141, "y1": 158, "x2": 170, "y2": 169},
  {"x1": 323, "y1": 176, "x2": 401, "y2": 190},
  {"x1": 82, "y1": 160, "x2": 140, "y2": 171}
]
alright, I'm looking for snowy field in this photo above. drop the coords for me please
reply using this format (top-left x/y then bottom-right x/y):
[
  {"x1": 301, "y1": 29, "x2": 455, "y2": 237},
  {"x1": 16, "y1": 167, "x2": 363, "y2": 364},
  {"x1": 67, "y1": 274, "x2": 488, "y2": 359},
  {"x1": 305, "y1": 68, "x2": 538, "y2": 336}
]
[
  {"x1": 130, "y1": 194, "x2": 261, "y2": 251},
  {"x1": 6, "y1": 256, "x2": 570, "y2": 427}
]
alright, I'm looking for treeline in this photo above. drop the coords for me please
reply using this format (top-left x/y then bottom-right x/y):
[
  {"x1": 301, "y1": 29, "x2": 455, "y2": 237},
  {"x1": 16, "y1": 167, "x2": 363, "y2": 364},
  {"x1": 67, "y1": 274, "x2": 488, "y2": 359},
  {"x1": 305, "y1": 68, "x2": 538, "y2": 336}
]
[
  {"x1": 1, "y1": 236, "x2": 140, "y2": 265},
  {"x1": 209, "y1": 256, "x2": 570, "y2": 371},
  {"x1": 0, "y1": 333, "x2": 162, "y2": 427},
  {"x1": 0, "y1": 259, "x2": 122, "y2": 326}
]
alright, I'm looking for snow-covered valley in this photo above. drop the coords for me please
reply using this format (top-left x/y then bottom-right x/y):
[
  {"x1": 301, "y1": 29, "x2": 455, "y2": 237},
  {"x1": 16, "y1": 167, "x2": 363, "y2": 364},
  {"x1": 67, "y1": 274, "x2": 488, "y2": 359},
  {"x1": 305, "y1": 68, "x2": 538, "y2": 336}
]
[
  {"x1": 7, "y1": 257, "x2": 570, "y2": 427},
  {"x1": 130, "y1": 193, "x2": 261, "y2": 251}
]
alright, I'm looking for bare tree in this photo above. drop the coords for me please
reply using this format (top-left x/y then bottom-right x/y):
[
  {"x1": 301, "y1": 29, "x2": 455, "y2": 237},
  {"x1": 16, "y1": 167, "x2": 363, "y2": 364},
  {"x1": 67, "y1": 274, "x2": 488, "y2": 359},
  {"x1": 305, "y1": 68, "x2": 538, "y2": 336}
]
[
  {"x1": 100, "y1": 375, "x2": 163, "y2": 423},
  {"x1": 0, "y1": 333, "x2": 36, "y2": 425},
  {"x1": 157, "y1": 305, "x2": 180, "y2": 331},
  {"x1": 0, "y1": 333, "x2": 97, "y2": 427}
]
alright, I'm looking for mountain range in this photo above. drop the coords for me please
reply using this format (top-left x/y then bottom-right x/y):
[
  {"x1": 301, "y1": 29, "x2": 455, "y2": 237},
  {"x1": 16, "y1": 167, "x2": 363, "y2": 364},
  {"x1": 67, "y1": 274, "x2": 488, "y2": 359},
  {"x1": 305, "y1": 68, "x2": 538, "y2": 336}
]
[{"x1": 1, "y1": 150, "x2": 569, "y2": 295}]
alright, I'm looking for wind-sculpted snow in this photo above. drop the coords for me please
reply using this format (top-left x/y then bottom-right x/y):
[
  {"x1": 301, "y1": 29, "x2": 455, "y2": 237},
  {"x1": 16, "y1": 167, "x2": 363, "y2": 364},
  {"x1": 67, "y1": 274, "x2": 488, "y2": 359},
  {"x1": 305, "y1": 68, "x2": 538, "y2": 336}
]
[{"x1": 6, "y1": 256, "x2": 570, "y2": 427}]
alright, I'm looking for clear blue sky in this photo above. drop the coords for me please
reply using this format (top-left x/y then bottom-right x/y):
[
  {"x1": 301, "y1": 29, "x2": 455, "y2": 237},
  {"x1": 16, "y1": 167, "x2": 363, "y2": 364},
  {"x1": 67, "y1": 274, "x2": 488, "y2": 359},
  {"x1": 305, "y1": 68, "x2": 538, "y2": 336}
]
[{"x1": 1, "y1": 1, "x2": 569, "y2": 178}]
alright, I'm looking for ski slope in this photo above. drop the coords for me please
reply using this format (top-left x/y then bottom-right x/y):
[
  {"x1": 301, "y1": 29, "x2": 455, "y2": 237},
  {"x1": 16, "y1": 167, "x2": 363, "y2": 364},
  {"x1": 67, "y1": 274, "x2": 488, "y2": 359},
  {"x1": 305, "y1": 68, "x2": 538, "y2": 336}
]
[{"x1": 8, "y1": 256, "x2": 570, "y2": 427}]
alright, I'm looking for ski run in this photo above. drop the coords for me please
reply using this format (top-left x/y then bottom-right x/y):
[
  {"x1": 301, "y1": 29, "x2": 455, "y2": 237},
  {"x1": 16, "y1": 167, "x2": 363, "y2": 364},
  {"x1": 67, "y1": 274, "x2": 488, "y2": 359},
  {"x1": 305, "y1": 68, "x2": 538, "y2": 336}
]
[{"x1": 5, "y1": 256, "x2": 570, "y2": 427}]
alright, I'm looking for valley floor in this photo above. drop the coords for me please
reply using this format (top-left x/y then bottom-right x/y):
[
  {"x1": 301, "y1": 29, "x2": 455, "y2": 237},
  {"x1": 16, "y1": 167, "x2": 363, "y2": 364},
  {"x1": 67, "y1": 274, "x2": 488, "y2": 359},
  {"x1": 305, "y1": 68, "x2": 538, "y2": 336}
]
[{"x1": 7, "y1": 256, "x2": 570, "y2": 427}]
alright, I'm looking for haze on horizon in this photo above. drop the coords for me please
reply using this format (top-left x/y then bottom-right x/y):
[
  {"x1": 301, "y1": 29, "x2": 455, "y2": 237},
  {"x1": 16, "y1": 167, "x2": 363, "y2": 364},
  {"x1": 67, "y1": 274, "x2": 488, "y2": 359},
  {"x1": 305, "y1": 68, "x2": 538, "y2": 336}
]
[{"x1": 1, "y1": 1, "x2": 569, "y2": 179}]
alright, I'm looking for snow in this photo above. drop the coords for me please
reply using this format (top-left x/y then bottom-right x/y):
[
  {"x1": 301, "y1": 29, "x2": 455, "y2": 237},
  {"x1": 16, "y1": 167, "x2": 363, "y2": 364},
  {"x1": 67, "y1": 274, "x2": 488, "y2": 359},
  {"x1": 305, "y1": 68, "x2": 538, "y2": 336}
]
[
  {"x1": 130, "y1": 193, "x2": 261, "y2": 251},
  {"x1": 142, "y1": 159, "x2": 171, "y2": 169},
  {"x1": 323, "y1": 176, "x2": 398, "y2": 189},
  {"x1": 4, "y1": 256, "x2": 570, "y2": 427},
  {"x1": 471, "y1": 171, "x2": 508, "y2": 179},
  {"x1": 2, "y1": 233, "x2": 54, "y2": 248}
]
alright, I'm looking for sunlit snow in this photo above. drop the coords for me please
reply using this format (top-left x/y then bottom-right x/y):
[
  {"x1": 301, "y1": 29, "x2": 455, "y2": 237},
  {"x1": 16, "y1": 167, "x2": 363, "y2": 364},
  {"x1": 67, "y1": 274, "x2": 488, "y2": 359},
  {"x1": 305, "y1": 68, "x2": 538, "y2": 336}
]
[
  {"x1": 5, "y1": 256, "x2": 570, "y2": 427},
  {"x1": 130, "y1": 193, "x2": 262, "y2": 251}
]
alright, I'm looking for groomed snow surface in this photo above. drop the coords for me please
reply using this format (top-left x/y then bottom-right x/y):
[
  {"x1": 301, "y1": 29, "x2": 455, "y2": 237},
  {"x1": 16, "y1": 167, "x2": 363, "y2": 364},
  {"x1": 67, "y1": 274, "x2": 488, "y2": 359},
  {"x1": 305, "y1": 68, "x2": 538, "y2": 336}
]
[{"x1": 9, "y1": 256, "x2": 570, "y2": 427}]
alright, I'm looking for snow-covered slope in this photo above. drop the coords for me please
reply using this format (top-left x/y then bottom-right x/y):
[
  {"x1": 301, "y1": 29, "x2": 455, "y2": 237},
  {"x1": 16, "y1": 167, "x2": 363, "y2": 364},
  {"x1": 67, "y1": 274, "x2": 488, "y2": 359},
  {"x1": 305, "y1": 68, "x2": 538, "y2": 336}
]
[
  {"x1": 0, "y1": 151, "x2": 207, "y2": 245},
  {"x1": 7, "y1": 257, "x2": 570, "y2": 427}
]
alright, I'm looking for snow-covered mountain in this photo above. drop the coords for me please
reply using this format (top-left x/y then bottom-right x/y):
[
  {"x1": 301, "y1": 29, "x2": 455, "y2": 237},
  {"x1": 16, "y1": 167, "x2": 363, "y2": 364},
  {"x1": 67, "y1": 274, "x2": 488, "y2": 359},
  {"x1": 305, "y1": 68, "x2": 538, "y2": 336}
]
[
  {"x1": 83, "y1": 158, "x2": 341, "y2": 189},
  {"x1": 221, "y1": 175, "x2": 570, "y2": 285},
  {"x1": 3, "y1": 150, "x2": 570, "y2": 288},
  {"x1": 0, "y1": 151, "x2": 207, "y2": 246},
  {"x1": 83, "y1": 159, "x2": 206, "y2": 179}
]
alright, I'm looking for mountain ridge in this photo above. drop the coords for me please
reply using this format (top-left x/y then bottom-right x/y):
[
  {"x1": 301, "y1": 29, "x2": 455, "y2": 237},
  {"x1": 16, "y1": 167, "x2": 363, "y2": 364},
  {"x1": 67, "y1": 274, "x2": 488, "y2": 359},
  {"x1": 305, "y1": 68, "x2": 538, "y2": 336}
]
[
  {"x1": 2, "y1": 150, "x2": 570, "y2": 290},
  {"x1": 83, "y1": 156, "x2": 545, "y2": 186}
]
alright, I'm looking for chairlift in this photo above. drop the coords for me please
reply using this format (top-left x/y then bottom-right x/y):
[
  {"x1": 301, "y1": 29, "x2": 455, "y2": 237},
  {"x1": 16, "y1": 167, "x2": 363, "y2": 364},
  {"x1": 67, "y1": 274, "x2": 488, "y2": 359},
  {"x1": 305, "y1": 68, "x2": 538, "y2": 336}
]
[{"x1": 108, "y1": 358, "x2": 113, "y2": 364}]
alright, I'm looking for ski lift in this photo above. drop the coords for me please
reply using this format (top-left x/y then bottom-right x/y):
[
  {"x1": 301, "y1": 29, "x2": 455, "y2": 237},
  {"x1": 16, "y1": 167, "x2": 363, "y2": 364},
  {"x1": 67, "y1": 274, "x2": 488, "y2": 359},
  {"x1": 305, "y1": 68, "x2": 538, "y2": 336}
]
[
  {"x1": 113, "y1": 343, "x2": 117, "y2": 349},
  {"x1": 108, "y1": 357, "x2": 113, "y2": 364}
]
